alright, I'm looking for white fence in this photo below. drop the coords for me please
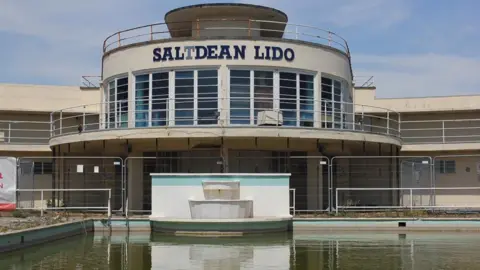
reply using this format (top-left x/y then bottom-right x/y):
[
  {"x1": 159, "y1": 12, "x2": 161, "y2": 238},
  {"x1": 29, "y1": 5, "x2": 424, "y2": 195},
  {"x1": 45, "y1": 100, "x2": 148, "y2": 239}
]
[
  {"x1": 16, "y1": 188, "x2": 112, "y2": 217},
  {"x1": 335, "y1": 187, "x2": 480, "y2": 214}
]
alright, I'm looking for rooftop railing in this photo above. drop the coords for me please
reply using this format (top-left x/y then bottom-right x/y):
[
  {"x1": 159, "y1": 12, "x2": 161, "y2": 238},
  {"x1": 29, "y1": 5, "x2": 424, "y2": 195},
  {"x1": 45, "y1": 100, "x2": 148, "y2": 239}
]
[
  {"x1": 102, "y1": 19, "x2": 350, "y2": 57},
  {"x1": 50, "y1": 98, "x2": 400, "y2": 139}
]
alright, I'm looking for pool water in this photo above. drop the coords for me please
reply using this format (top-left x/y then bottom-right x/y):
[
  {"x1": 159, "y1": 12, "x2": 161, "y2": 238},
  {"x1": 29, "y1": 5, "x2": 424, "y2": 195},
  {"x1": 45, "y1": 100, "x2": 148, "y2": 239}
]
[{"x1": 1, "y1": 232, "x2": 480, "y2": 269}]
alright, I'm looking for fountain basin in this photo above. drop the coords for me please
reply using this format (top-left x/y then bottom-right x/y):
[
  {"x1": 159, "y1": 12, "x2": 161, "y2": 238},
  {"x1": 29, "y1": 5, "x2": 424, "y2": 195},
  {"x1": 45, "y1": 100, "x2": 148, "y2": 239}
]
[
  {"x1": 202, "y1": 181, "x2": 240, "y2": 200},
  {"x1": 150, "y1": 217, "x2": 293, "y2": 235},
  {"x1": 189, "y1": 200, "x2": 253, "y2": 219}
]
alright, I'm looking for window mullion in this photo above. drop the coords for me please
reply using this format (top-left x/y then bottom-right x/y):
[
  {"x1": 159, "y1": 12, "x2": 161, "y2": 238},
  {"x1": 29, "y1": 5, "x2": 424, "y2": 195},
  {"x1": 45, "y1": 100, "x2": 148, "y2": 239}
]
[
  {"x1": 296, "y1": 73, "x2": 300, "y2": 127},
  {"x1": 250, "y1": 70, "x2": 254, "y2": 125},
  {"x1": 273, "y1": 71, "x2": 280, "y2": 112},
  {"x1": 148, "y1": 73, "x2": 153, "y2": 127},
  {"x1": 194, "y1": 70, "x2": 198, "y2": 125},
  {"x1": 114, "y1": 78, "x2": 118, "y2": 128},
  {"x1": 168, "y1": 71, "x2": 175, "y2": 126}
]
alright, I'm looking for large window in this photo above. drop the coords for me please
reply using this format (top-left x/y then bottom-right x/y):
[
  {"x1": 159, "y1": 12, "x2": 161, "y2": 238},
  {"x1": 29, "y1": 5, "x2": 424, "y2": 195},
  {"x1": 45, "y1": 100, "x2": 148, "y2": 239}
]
[
  {"x1": 321, "y1": 77, "x2": 344, "y2": 129},
  {"x1": 135, "y1": 74, "x2": 149, "y2": 127},
  {"x1": 230, "y1": 70, "x2": 251, "y2": 124},
  {"x1": 134, "y1": 72, "x2": 169, "y2": 128},
  {"x1": 254, "y1": 71, "x2": 274, "y2": 124},
  {"x1": 133, "y1": 69, "x2": 218, "y2": 127},
  {"x1": 152, "y1": 72, "x2": 169, "y2": 126},
  {"x1": 279, "y1": 72, "x2": 314, "y2": 127},
  {"x1": 175, "y1": 71, "x2": 194, "y2": 126},
  {"x1": 231, "y1": 69, "x2": 316, "y2": 127},
  {"x1": 197, "y1": 70, "x2": 218, "y2": 125},
  {"x1": 279, "y1": 72, "x2": 297, "y2": 126},
  {"x1": 105, "y1": 77, "x2": 129, "y2": 128}
]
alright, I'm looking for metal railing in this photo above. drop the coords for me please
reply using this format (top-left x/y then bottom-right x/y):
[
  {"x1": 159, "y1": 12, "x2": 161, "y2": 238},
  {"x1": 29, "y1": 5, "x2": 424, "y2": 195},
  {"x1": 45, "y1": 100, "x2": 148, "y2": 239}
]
[
  {"x1": 402, "y1": 118, "x2": 480, "y2": 144},
  {"x1": 102, "y1": 18, "x2": 350, "y2": 56},
  {"x1": 353, "y1": 76, "x2": 375, "y2": 87},
  {"x1": 50, "y1": 97, "x2": 400, "y2": 139},
  {"x1": 16, "y1": 188, "x2": 112, "y2": 217},
  {"x1": 0, "y1": 120, "x2": 50, "y2": 145},
  {"x1": 81, "y1": 76, "x2": 101, "y2": 88},
  {"x1": 290, "y1": 188, "x2": 296, "y2": 216},
  {"x1": 335, "y1": 187, "x2": 480, "y2": 214}
]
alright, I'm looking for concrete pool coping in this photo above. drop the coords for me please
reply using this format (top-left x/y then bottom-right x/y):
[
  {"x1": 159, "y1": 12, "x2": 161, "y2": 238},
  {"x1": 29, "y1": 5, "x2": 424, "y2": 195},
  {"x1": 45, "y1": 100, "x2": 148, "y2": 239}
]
[{"x1": 4, "y1": 217, "x2": 480, "y2": 252}]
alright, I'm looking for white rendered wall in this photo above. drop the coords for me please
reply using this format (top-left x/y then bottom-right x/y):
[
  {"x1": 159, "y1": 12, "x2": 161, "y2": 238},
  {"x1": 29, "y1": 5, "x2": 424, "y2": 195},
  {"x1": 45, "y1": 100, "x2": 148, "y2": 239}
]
[{"x1": 150, "y1": 173, "x2": 291, "y2": 218}]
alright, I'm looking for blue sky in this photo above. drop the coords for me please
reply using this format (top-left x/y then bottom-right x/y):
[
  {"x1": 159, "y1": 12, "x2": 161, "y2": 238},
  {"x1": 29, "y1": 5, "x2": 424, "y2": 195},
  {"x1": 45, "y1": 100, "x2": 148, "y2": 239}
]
[{"x1": 0, "y1": 0, "x2": 479, "y2": 98}]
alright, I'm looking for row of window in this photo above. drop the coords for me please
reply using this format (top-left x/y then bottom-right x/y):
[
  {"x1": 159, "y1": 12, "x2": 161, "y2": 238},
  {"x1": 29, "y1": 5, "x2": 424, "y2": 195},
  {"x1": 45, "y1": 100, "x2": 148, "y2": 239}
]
[
  {"x1": 104, "y1": 69, "x2": 351, "y2": 129},
  {"x1": 435, "y1": 160, "x2": 456, "y2": 174}
]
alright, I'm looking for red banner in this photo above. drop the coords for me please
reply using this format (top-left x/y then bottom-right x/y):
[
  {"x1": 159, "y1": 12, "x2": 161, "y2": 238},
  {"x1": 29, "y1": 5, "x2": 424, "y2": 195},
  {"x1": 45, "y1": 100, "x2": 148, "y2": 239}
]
[{"x1": 0, "y1": 157, "x2": 16, "y2": 211}]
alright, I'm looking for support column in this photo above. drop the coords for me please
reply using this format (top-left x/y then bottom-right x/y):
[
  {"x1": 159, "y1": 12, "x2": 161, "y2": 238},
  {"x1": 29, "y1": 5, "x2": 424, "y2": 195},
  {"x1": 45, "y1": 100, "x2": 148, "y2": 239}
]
[
  {"x1": 127, "y1": 156, "x2": 143, "y2": 212},
  {"x1": 306, "y1": 152, "x2": 323, "y2": 211}
]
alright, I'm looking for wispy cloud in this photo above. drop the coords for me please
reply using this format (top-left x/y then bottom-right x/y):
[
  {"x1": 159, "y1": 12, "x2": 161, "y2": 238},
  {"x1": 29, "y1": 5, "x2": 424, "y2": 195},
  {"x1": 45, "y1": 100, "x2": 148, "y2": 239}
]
[
  {"x1": 354, "y1": 54, "x2": 480, "y2": 98},
  {"x1": 0, "y1": 0, "x2": 479, "y2": 98}
]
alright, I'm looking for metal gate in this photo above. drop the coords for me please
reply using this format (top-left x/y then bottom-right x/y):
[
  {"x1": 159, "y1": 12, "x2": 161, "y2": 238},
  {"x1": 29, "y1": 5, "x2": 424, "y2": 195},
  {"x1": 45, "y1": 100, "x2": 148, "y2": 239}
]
[
  {"x1": 17, "y1": 156, "x2": 123, "y2": 213},
  {"x1": 332, "y1": 156, "x2": 432, "y2": 211}
]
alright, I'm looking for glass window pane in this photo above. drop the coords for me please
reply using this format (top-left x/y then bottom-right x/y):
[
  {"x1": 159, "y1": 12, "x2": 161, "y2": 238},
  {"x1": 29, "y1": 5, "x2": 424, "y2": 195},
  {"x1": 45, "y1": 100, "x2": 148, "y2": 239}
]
[
  {"x1": 135, "y1": 74, "x2": 149, "y2": 128},
  {"x1": 198, "y1": 70, "x2": 218, "y2": 125},
  {"x1": 175, "y1": 71, "x2": 194, "y2": 125},
  {"x1": 280, "y1": 72, "x2": 297, "y2": 126},
  {"x1": 152, "y1": 72, "x2": 169, "y2": 126},
  {"x1": 299, "y1": 74, "x2": 314, "y2": 127},
  {"x1": 254, "y1": 71, "x2": 273, "y2": 124},
  {"x1": 230, "y1": 70, "x2": 251, "y2": 124}
]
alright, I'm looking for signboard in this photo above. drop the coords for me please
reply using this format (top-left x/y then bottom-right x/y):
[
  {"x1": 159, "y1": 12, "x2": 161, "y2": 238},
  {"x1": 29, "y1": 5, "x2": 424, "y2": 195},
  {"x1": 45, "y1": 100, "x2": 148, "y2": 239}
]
[
  {"x1": 153, "y1": 45, "x2": 295, "y2": 62},
  {"x1": 0, "y1": 157, "x2": 17, "y2": 211}
]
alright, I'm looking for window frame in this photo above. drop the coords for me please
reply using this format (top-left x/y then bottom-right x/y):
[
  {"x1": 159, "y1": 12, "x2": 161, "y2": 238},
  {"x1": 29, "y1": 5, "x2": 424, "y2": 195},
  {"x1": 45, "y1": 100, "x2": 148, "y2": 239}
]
[
  {"x1": 228, "y1": 67, "x2": 318, "y2": 127},
  {"x1": 104, "y1": 75, "x2": 129, "y2": 129},
  {"x1": 133, "y1": 67, "x2": 220, "y2": 127}
]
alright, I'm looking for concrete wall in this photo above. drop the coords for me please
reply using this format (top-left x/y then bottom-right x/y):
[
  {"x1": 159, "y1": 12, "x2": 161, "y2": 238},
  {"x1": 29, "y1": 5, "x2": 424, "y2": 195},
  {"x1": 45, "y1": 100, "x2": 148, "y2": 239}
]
[
  {"x1": 150, "y1": 173, "x2": 291, "y2": 218},
  {"x1": 0, "y1": 84, "x2": 99, "y2": 113},
  {"x1": 355, "y1": 88, "x2": 480, "y2": 113}
]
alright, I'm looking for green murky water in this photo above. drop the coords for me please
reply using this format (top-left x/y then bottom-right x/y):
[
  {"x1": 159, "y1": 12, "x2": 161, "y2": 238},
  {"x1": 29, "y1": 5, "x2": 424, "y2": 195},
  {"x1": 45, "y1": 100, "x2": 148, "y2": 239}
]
[{"x1": 1, "y1": 232, "x2": 480, "y2": 269}]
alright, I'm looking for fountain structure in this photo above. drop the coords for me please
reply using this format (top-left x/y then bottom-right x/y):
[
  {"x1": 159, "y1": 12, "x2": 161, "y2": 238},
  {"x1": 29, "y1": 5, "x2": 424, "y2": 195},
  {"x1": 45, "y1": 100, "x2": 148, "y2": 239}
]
[{"x1": 149, "y1": 173, "x2": 292, "y2": 235}]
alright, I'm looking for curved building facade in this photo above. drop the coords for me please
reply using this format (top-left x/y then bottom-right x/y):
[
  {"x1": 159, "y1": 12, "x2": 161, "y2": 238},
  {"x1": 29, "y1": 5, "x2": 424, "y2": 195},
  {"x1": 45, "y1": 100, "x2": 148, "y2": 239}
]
[{"x1": 47, "y1": 4, "x2": 403, "y2": 213}]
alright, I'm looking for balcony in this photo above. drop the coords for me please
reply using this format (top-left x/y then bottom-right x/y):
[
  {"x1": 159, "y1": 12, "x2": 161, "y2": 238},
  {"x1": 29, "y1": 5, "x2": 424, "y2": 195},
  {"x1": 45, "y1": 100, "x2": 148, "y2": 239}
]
[{"x1": 49, "y1": 98, "x2": 400, "y2": 143}]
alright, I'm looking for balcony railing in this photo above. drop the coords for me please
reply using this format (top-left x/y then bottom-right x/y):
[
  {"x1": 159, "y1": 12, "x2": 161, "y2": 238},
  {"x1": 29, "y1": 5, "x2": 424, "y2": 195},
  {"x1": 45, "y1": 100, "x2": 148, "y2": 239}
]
[
  {"x1": 50, "y1": 98, "x2": 400, "y2": 139},
  {"x1": 102, "y1": 19, "x2": 350, "y2": 56},
  {"x1": 3, "y1": 105, "x2": 480, "y2": 147},
  {"x1": 402, "y1": 119, "x2": 480, "y2": 144},
  {"x1": 0, "y1": 120, "x2": 50, "y2": 145}
]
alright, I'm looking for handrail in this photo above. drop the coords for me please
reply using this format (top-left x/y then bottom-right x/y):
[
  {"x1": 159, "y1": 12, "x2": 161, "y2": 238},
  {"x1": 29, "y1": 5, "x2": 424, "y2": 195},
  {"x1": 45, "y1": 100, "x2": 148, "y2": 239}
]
[
  {"x1": 16, "y1": 188, "x2": 112, "y2": 217},
  {"x1": 50, "y1": 97, "x2": 400, "y2": 139},
  {"x1": 335, "y1": 187, "x2": 480, "y2": 214},
  {"x1": 0, "y1": 120, "x2": 51, "y2": 145},
  {"x1": 102, "y1": 18, "x2": 350, "y2": 56}
]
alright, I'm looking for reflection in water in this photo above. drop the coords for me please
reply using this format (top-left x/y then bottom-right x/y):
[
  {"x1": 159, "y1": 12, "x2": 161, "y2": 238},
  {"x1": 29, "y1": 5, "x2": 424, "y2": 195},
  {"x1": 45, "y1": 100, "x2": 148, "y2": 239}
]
[{"x1": 1, "y1": 232, "x2": 480, "y2": 269}]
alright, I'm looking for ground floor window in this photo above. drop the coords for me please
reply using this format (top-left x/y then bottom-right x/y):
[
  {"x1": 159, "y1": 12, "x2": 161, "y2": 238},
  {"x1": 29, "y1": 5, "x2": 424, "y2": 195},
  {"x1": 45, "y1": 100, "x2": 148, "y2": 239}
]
[{"x1": 435, "y1": 160, "x2": 456, "y2": 174}]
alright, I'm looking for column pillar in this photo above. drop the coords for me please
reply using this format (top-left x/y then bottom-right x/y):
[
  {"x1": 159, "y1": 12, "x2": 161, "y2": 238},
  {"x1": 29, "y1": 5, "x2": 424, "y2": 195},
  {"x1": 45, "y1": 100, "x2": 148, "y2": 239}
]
[
  {"x1": 127, "y1": 155, "x2": 143, "y2": 212},
  {"x1": 306, "y1": 152, "x2": 323, "y2": 211}
]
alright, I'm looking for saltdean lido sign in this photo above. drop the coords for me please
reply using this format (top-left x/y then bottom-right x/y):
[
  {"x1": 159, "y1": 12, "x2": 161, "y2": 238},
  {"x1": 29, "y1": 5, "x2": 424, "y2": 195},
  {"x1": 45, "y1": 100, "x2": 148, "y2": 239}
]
[{"x1": 153, "y1": 45, "x2": 295, "y2": 62}]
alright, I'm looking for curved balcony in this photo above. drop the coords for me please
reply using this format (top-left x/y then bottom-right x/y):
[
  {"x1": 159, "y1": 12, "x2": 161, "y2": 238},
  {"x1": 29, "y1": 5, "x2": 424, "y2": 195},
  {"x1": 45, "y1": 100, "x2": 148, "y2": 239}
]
[
  {"x1": 102, "y1": 18, "x2": 350, "y2": 57},
  {"x1": 49, "y1": 98, "x2": 400, "y2": 145}
]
